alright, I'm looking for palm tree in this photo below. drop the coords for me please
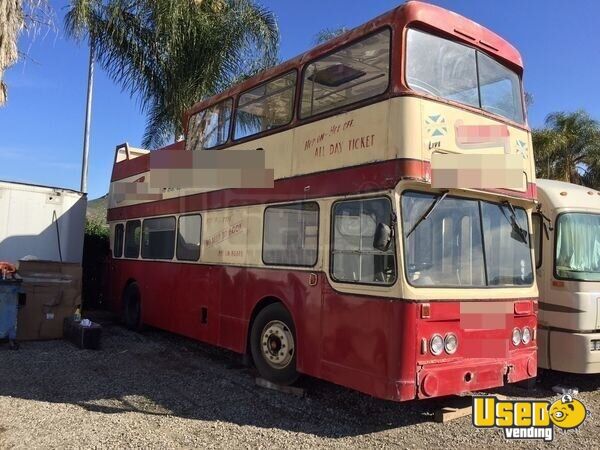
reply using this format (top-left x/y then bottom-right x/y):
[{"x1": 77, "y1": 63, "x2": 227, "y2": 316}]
[
  {"x1": 0, "y1": 1, "x2": 52, "y2": 105},
  {"x1": 533, "y1": 110, "x2": 600, "y2": 187},
  {"x1": 314, "y1": 26, "x2": 348, "y2": 45},
  {"x1": 65, "y1": 0, "x2": 279, "y2": 149},
  {"x1": 0, "y1": 1, "x2": 24, "y2": 105}
]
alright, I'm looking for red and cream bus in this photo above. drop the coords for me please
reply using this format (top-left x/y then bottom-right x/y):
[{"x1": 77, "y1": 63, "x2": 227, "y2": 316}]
[{"x1": 107, "y1": 1, "x2": 538, "y2": 401}]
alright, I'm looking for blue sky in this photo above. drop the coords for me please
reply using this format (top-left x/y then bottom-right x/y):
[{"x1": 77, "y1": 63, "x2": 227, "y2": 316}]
[{"x1": 0, "y1": 0, "x2": 599, "y2": 200}]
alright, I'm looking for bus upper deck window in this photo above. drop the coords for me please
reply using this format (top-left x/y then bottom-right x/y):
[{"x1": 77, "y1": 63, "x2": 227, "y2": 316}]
[
  {"x1": 234, "y1": 71, "x2": 296, "y2": 140},
  {"x1": 406, "y1": 28, "x2": 525, "y2": 124},
  {"x1": 301, "y1": 29, "x2": 390, "y2": 118},
  {"x1": 186, "y1": 98, "x2": 233, "y2": 151}
]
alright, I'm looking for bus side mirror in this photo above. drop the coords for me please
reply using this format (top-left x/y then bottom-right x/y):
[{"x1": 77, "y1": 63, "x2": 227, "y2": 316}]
[{"x1": 374, "y1": 223, "x2": 392, "y2": 252}]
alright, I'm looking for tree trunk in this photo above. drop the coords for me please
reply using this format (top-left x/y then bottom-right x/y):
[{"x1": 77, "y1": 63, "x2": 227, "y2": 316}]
[{"x1": 0, "y1": 0, "x2": 24, "y2": 105}]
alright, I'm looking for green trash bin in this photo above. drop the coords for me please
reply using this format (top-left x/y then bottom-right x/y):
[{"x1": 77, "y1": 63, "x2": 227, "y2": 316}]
[{"x1": 0, "y1": 278, "x2": 21, "y2": 349}]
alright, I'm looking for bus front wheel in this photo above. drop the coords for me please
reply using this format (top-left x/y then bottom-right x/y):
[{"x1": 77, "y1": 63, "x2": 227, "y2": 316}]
[
  {"x1": 250, "y1": 303, "x2": 299, "y2": 385},
  {"x1": 123, "y1": 282, "x2": 142, "y2": 331}
]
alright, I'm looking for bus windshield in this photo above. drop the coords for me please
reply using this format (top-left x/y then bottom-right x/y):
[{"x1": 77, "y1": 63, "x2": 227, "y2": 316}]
[
  {"x1": 402, "y1": 192, "x2": 533, "y2": 287},
  {"x1": 556, "y1": 213, "x2": 600, "y2": 281},
  {"x1": 406, "y1": 28, "x2": 524, "y2": 124}
]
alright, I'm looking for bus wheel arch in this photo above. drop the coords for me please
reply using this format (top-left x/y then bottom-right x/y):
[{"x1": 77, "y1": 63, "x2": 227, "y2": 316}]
[
  {"x1": 122, "y1": 279, "x2": 143, "y2": 331},
  {"x1": 248, "y1": 298, "x2": 300, "y2": 385}
]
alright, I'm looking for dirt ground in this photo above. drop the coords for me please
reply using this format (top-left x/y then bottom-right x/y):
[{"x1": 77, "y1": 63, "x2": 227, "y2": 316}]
[{"x1": 0, "y1": 315, "x2": 598, "y2": 449}]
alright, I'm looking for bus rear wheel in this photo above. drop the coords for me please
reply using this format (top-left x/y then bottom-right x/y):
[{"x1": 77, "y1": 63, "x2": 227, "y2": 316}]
[
  {"x1": 250, "y1": 303, "x2": 299, "y2": 385},
  {"x1": 123, "y1": 282, "x2": 142, "y2": 331}
]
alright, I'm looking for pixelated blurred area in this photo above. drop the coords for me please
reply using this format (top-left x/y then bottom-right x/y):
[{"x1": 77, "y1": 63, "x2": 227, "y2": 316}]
[
  {"x1": 459, "y1": 302, "x2": 513, "y2": 357},
  {"x1": 431, "y1": 154, "x2": 524, "y2": 189},
  {"x1": 113, "y1": 150, "x2": 274, "y2": 203}
]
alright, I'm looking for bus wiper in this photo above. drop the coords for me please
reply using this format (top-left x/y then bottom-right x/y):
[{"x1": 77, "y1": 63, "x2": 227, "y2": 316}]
[
  {"x1": 502, "y1": 200, "x2": 528, "y2": 244},
  {"x1": 406, "y1": 191, "x2": 448, "y2": 238}
]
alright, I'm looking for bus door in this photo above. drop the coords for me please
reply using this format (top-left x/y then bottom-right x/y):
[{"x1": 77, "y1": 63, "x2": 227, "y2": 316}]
[{"x1": 320, "y1": 196, "x2": 397, "y2": 388}]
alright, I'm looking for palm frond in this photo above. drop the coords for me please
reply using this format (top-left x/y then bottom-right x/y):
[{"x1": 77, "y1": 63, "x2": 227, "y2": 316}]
[{"x1": 65, "y1": 0, "x2": 279, "y2": 148}]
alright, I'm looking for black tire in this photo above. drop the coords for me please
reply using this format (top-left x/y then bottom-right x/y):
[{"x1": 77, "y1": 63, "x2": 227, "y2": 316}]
[
  {"x1": 123, "y1": 282, "x2": 143, "y2": 331},
  {"x1": 250, "y1": 303, "x2": 299, "y2": 385}
]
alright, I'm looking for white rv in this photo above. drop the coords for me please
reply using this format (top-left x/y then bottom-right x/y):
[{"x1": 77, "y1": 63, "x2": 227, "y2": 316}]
[{"x1": 535, "y1": 179, "x2": 600, "y2": 373}]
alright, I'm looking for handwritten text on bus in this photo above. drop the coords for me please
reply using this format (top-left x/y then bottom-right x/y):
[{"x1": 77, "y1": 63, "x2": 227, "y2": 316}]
[{"x1": 303, "y1": 119, "x2": 376, "y2": 158}]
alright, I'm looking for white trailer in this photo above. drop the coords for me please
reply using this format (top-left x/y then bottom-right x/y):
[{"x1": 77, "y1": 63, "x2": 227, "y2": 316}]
[{"x1": 0, "y1": 181, "x2": 87, "y2": 264}]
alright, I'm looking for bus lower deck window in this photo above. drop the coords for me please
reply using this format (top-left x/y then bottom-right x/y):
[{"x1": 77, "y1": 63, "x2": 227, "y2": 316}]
[
  {"x1": 142, "y1": 217, "x2": 176, "y2": 260},
  {"x1": 263, "y1": 202, "x2": 319, "y2": 266},
  {"x1": 124, "y1": 220, "x2": 141, "y2": 258},
  {"x1": 177, "y1": 214, "x2": 202, "y2": 261},
  {"x1": 113, "y1": 223, "x2": 124, "y2": 258},
  {"x1": 331, "y1": 197, "x2": 396, "y2": 285}
]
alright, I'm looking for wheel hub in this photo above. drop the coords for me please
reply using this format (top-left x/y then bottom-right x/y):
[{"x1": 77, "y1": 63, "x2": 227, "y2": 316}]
[{"x1": 261, "y1": 320, "x2": 294, "y2": 369}]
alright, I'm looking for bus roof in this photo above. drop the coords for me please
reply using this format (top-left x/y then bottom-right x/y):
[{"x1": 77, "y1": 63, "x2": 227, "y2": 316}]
[
  {"x1": 537, "y1": 179, "x2": 600, "y2": 210},
  {"x1": 184, "y1": 1, "x2": 523, "y2": 123}
]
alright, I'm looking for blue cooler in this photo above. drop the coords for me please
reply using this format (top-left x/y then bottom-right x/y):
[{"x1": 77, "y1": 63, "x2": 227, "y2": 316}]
[{"x1": 0, "y1": 278, "x2": 21, "y2": 349}]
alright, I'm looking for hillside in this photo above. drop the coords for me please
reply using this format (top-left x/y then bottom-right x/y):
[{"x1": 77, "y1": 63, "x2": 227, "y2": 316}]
[{"x1": 87, "y1": 194, "x2": 108, "y2": 224}]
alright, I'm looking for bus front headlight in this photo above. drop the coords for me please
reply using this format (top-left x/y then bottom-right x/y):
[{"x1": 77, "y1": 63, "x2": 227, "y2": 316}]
[
  {"x1": 444, "y1": 333, "x2": 458, "y2": 354},
  {"x1": 512, "y1": 328, "x2": 522, "y2": 346},
  {"x1": 430, "y1": 334, "x2": 444, "y2": 355},
  {"x1": 522, "y1": 327, "x2": 531, "y2": 345}
]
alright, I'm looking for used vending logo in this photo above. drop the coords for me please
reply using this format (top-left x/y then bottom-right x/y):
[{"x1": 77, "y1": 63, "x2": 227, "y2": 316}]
[{"x1": 473, "y1": 395, "x2": 587, "y2": 441}]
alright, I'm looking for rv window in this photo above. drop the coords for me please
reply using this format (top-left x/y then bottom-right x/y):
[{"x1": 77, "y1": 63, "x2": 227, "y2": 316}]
[
  {"x1": 263, "y1": 202, "x2": 319, "y2": 266},
  {"x1": 177, "y1": 215, "x2": 202, "y2": 261},
  {"x1": 113, "y1": 223, "x2": 124, "y2": 258},
  {"x1": 555, "y1": 213, "x2": 600, "y2": 281},
  {"x1": 142, "y1": 217, "x2": 176, "y2": 260},
  {"x1": 301, "y1": 29, "x2": 390, "y2": 118},
  {"x1": 124, "y1": 220, "x2": 141, "y2": 258}
]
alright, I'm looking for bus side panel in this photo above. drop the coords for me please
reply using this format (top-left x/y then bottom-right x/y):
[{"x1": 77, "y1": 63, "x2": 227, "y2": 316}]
[
  {"x1": 218, "y1": 265, "x2": 247, "y2": 352},
  {"x1": 140, "y1": 261, "x2": 177, "y2": 330},
  {"x1": 320, "y1": 280, "x2": 416, "y2": 401},
  {"x1": 242, "y1": 268, "x2": 323, "y2": 378},
  {"x1": 174, "y1": 263, "x2": 221, "y2": 345}
]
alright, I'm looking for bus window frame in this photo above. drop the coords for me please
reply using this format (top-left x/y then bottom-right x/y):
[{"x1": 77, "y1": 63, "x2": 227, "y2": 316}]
[
  {"x1": 532, "y1": 212, "x2": 543, "y2": 269},
  {"x1": 232, "y1": 69, "x2": 298, "y2": 145},
  {"x1": 329, "y1": 194, "x2": 398, "y2": 287},
  {"x1": 261, "y1": 201, "x2": 320, "y2": 268},
  {"x1": 141, "y1": 215, "x2": 177, "y2": 261},
  {"x1": 176, "y1": 213, "x2": 202, "y2": 262},
  {"x1": 400, "y1": 190, "x2": 534, "y2": 289},
  {"x1": 187, "y1": 97, "x2": 235, "y2": 151},
  {"x1": 113, "y1": 223, "x2": 124, "y2": 258},
  {"x1": 401, "y1": 26, "x2": 528, "y2": 130},
  {"x1": 298, "y1": 26, "x2": 393, "y2": 121},
  {"x1": 124, "y1": 219, "x2": 142, "y2": 259}
]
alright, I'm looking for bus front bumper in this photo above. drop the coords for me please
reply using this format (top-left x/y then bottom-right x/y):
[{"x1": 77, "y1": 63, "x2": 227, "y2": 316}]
[{"x1": 416, "y1": 350, "x2": 536, "y2": 399}]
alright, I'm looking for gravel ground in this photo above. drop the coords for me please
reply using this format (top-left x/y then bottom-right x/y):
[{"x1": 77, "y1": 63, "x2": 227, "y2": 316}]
[{"x1": 0, "y1": 315, "x2": 598, "y2": 449}]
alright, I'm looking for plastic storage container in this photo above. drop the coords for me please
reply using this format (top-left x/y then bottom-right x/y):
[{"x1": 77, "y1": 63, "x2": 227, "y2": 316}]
[{"x1": 0, "y1": 278, "x2": 22, "y2": 349}]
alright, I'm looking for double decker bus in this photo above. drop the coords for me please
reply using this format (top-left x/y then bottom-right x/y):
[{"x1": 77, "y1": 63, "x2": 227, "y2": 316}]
[
  {"x1": 534, "y1": 179, "x2": 600, "y2": 373},
  {"x1": 106, "y1": 1, "x2": 538, "y2": 401}
]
